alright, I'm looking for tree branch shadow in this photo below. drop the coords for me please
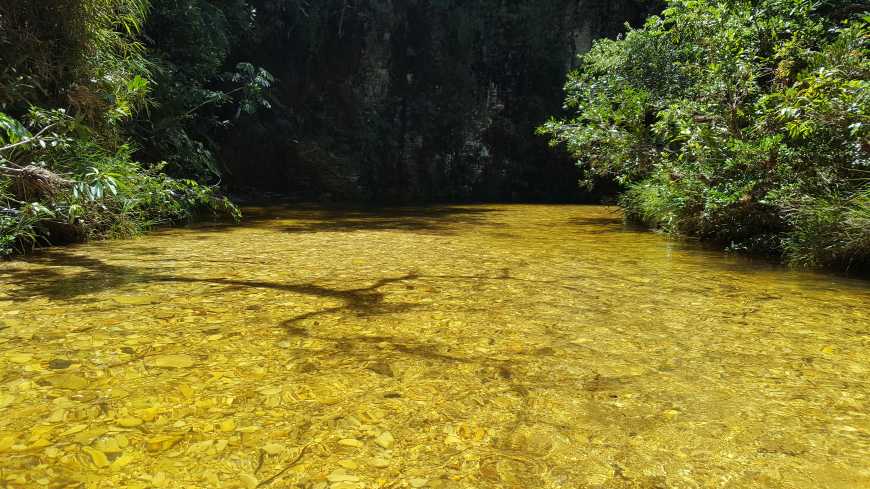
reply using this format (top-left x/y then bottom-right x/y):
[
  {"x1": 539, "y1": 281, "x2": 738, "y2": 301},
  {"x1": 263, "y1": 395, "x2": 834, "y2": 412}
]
[{"x1": 0, "y1": 250, "x2": 424, "y2": 323}]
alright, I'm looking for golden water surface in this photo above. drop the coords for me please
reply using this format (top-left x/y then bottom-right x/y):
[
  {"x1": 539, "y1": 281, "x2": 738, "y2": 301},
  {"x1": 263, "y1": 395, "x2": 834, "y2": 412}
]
[{"x1": 1, "y1": 205, "x2": 868, "y2": 489}]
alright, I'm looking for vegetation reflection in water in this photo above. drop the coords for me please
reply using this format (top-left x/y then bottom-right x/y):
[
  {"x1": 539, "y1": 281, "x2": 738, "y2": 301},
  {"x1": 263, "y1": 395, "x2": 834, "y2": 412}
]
[{"x1": 1, "y1": 205, "x2": 868, "y2": 488}]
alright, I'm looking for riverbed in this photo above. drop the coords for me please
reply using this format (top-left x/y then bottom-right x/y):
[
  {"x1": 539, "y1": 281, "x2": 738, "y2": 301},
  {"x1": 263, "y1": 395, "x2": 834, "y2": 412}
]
[{"x1": 1, "y1": 205, "x2": 868, "y2": 488}]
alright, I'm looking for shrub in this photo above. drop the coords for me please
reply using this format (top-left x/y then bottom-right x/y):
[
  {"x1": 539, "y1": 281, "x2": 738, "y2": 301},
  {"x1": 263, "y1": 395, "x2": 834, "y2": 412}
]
[
  {"x1": 540, "y1": 0, "x2": 869, "y2": 271},
  {"x1": 0, "y1": 0, "x2": 242, "y2": 257}
]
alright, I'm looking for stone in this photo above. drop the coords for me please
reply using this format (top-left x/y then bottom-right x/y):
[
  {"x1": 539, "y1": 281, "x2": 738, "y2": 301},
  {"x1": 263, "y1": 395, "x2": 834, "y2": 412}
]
[
  {"x1": 146, "y1": 354, "x2": 196, "y2": 368},
  {"x1": 374, "y1": 431, "x2": 395, "y2": 449}
]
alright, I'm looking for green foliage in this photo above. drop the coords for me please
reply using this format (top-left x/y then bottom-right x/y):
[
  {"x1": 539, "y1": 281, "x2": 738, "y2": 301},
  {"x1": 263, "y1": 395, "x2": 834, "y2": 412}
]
[
  {"x1": 540, "y1": 0, "x2": 870, "y2": 271},
  {"x1": 131, "y1": 0, "x2": 273, "y2": 180},
  {"x1": 0, "y1": 113, "x2": 30, "y2": 145},
  {"x1": 0, "y1": 0, "x2": 152, "y2": 122},
  {"x1": 0, "y1": 0, "x2": 244, "y2": 257},
  {"x1": 0, "y1": 108, "x2": 238, "y2": 256},
  {"x1": 0, "y1": 184, "x2": 43, "y2": 257},
  {"x1": 786, "y1": 189, "x2": 870, "y2": 269}
]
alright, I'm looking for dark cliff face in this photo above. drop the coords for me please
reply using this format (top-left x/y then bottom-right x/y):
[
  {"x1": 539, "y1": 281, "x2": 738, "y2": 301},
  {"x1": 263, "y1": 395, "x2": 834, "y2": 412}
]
[{"x1": 223, "y1": 0, "x2": 660, "y2": 202}]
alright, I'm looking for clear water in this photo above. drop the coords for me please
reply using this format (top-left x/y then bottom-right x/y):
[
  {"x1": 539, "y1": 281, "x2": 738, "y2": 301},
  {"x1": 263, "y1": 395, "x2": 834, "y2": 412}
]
[{"x1": 1, "y1": 205, "x2": 868, "y2": 488}]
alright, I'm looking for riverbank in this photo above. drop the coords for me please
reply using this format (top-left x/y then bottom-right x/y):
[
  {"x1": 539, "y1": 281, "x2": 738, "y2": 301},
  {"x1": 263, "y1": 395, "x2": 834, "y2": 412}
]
[{"x1": 6, "y1": 196, "x2": 870, "y2": 279}]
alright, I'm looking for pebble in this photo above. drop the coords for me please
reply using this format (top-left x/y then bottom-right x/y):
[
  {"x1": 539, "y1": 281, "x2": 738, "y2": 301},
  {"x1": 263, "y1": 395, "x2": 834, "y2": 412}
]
[
  {"x1": 374, "y1": 431, "x2": 395, "y2": 449},
  {"x1": 240, "y1": 473, "x2": 258, "y2": 489},
  {"x1": 371, "y1": 457, "x2": 391, "y2": 468},
  {"x1": 116, "y1": 417, "x2": 143, "y2": 427},
  {"x1": 262, "y1": 443, "x2": 284, "y2": 455},
  {"x1": 331, "y1": 483, "x2": 359, "y2": 489},
  {"x1": 146, "y1": 354, "x2": 196, "y2": 368},
  {"x1": 48, "y1": 359, "x2": 72, "y2": 370},
  {"x1": 327, "y1": 469, "x2": 359, "y2": 482},
  {"x1": 82, "y1": 447, "x2": 109, "y2": 468},
  {"x1": 44, "y1": 373, "x2": 88, "y2": 390},
  {"x1": 9, "y1": 353, "x2": 33, "y2": 363}
]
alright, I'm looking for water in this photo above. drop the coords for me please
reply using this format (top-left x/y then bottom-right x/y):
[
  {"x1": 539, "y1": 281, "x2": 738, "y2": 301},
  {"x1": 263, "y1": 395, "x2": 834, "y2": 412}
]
[{"x1": 1, "y1": 205, "x2": 868, "y2": 488}]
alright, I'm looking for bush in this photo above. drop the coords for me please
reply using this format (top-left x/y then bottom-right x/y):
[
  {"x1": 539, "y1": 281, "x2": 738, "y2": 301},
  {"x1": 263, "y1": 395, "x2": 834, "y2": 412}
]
[
  {"x1": 785, "y1": 189, "x2": 870, "y2": 270},
  {"x1": 540, "y1": 0, "x2": 869, "y2": 271},
  {"x1": 0, "y1": 0, "x2": 241, "y2": 257},
  {"x1": 0, "y1": 108, "x2": 238, "y2": 256}
]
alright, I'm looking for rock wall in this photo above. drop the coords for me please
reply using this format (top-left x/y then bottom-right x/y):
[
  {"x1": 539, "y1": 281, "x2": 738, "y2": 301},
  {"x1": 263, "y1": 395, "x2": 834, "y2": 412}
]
[{"x1": 222, "y1": 0, "x2": 661, "y2": 202}]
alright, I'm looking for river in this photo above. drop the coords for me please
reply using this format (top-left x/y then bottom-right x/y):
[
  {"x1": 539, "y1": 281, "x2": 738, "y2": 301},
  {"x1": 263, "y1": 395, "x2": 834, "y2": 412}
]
[{"x1": 1, "y1": 205, "x2": 868, "y2": 488}]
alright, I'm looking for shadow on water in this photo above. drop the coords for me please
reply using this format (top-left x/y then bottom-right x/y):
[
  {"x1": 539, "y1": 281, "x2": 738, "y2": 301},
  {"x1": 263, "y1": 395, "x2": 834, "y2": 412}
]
[
  {"x1": 567, "y1": 216, "x2": 624, "y2": 227},
  {"x1": 0, "y1": 250, "x2": 540, "y2": 378},
  {"x1": 0, "y1": 205, "x2": 498, "y2": 306},
  {"x1": 274, "y1": 206, "x2": 499, "y2": 235},
  {"x1": 565, "y1": 215, "x2": 650, "y2": 235},
  {"x1": 174, "y1": 205, "x2": 500, "y2": 236},
  {"x1": 0, "y1": 254, "x2": 147, "y2": 302},
  {"x1": 5, "y1": 205, "x2": 866, "y2": 309},
  {"x1": 0, "y1": 247, "x2": 576, "y2": 307},
  {"x1": 0, "y1": 250, "x2": 421, "y2": 313},
  {"x1": 0, "y1": 242, "x2": 597, "y2": 344},
  {"x1": 283, "y1": 326, "x2": 474, "y2": 366}
]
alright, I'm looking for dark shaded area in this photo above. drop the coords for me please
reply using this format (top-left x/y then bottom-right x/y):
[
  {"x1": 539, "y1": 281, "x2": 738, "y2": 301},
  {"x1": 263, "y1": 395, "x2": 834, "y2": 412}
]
[
  {"x1": 181, "y1": 203, "x2": 501, "y2": 235},
  {"x1": 0, "y1": 249, "x2": 416, "y2": 307},
  {"x1": 0, "y1": 253, "x2": 152, "y2": 302},
  {"x1": 568, "y1": 216, "x2": 624, "y2": 227},
  {"x1": 0, "y1": 246, "x2": 578, "y2": 304},
  {"x1": 272, "y1": 206, "x2": 498, "y2": 234},
  {"x1": 221, "y1": 0, "x2": 663, "y2": 203},
  {"x1": 566, "y1": 214, "x2": 650, "y2": 235}
]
